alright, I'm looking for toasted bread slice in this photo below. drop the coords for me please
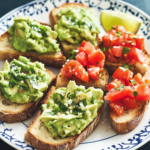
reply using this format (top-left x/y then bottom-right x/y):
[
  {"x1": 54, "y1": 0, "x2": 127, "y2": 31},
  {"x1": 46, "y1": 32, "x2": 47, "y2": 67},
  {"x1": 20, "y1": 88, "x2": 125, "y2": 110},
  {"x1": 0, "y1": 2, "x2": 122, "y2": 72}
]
[
  {"x1": 109, "y1": 100, "x2": 149, "y2": 134},
  {"x1": 25, "y1": 86, "x2": 104, "y2": 150},
  {"x1": 0, "y1": 70, "x2": 56, "y2": 123},
  {"x1": 56, "y1": 68, "x2": 109, "y2": 91},
  {"x1": 0, "y1": 22, "x2": 66, "y2": 68},
  {"x1": 49, "y1": 3, "x2": 101, "y2": 58},
  {"x1": 105, "y1": 49, "x2": 150, "y2": 75}
]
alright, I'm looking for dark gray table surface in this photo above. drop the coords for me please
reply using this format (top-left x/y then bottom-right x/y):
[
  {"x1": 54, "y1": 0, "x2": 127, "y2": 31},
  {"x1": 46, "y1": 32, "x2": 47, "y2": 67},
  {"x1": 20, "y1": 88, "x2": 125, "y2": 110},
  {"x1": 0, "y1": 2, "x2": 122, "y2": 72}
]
[{"x1": 0, "y1": 0, "x2": 150, "y2": 149}]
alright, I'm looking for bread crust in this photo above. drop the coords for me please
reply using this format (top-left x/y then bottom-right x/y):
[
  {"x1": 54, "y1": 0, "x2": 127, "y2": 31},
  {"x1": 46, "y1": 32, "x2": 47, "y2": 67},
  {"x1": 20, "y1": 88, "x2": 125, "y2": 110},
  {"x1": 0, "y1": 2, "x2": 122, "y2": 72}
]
[
  {"x1": 105, "y1": 49, "x2": 150, "y2": 75},
  {"x1": 0, "y1": 22, "x2": 66, "y2": 68},
  {"x1": 56, "y1": 68, "x2": 109, "y2": 91},
  {"x1": 49, "y1": 3, "x2": 101, "y2": 58},
  {"x1": 25, "y1": 86, "x2": 104, "y2": 150},
  {"x1": 109, "y1": 100, "x2": 149, "y2": 134},
  {"x1": 0, "y1": 70, "x2": 56, "y2": 123}
]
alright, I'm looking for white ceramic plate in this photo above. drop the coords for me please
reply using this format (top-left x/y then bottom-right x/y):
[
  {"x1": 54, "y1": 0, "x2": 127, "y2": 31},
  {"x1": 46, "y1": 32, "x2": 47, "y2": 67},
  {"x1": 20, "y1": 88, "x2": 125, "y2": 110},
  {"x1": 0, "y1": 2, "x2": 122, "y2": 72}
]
[{"x1": 0, "y1": 0, "x2": 150, "y2": 149}]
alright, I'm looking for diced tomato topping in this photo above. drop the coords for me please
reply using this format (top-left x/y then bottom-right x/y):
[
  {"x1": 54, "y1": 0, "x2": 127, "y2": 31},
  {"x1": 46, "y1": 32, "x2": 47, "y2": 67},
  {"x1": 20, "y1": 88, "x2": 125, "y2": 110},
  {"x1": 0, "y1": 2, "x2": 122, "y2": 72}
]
[
  {"x1": 105, "y1": 87, "x2": 130, "y2": 102},
  {"x1": 135, "y1": 84, "x2": 150, "y2": 101},
  {"x1": 87, "y1": 66, "x2": 103, "y2": 80},
  {"x1": 110, "y1": 46, "x2": 123, "y2": 57},
  {"x1": 134, "y1": 73, "x2": 143, "y2": 84},
  {"x1": 107, "y1": 79, "x2": 125, "y2": 91},
  {"x1": 75, "y1": 52, "x2": 88, "y2": 66},
  {"x1": 61, "y1": 60, "x2": 78, "y2": 79},
  {"x1": 80, "y1": 40, "x2": 87, "y2": 47},
  {"x1": 88, "y1": 50, "x2": 105, "y2": 65},
  {"x1": 71, "y1": 62, "x2": 89, "y2": 83},
  {"x1": 120, "y1": 98, "x2": 137, "y2": 109},
  {"x1": 112, "y1": 25, "x2": 127, "y2": 33},
  {"x1": 102, "y1": 25, "x2": 145, "y2": 64},
  {"x1": 109, "y1": 102, "x2": 125, "y2": 116},
  {"x1": 127, "y1": 47, "x2": 145, "y2": 63},
  {"x1": 78, "y1": 42, "x2": 95, "y2": 54},
  {"x1": 134, "y1": 35, "x2": 144, "y2": 50},
  {"x1": 112, "y1": 67, "x2": 133, "y2": 81}
]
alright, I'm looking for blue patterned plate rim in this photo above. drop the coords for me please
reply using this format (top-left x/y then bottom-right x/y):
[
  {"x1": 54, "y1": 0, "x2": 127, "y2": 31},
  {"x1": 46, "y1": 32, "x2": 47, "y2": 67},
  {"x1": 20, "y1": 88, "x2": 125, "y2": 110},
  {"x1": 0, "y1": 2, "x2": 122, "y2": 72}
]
[{"x1": 0, "y1": 0, "x2": 150, "y2": 150}]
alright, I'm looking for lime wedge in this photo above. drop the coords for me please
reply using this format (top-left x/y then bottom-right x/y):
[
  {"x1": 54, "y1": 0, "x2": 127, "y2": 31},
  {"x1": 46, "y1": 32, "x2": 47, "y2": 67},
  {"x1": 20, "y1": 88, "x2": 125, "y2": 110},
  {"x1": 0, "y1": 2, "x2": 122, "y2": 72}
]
[{"x1": 100, "y1": 10, "x2": 142, "y2": 33}]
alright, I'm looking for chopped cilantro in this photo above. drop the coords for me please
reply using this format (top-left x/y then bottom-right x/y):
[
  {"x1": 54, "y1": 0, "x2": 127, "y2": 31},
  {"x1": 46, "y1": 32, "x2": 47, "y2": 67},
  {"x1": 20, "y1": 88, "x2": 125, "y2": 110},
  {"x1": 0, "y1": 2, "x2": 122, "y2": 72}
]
[
  {"x1": 60, "y1": 94, "x2": 64, "y2": 100},
  {"x1": 132, "y1": 36, "x2": 138, "y2": 39},
  {"x1": 133, "y1": 91, "x2": 138, "y2": 97},
  {"x1": 9, "y1": 79, "x2": 18, "y2": 88},
  {"x1": 59, "y1": 103, "x2": 68, "y2": 112},
  {"x1": 72, "y1": 108, "x2": 82, "y2": 115},
  {"x1": 79, "y1": 99, "x2": 87, "y2": 107},
  {"x1": 91, "y1": 94, "x2": 94, "y2": 104},
  {"x1": 130, "y1": 79, "x2": 136, "y2": 85},
  {"x1": 101, "y1": 47, "x2": 106, "y2": 52},
  {"x1": 114, "y1": 84, "x2": 124, "y2": 91},
  {"x1": 125, "y1": 31, "x2": 131, "y2": 34},
  {"x1": 82, "y1": 110, "x2": 86, "y2": 118},
  {"x1": 47, "y1": 107, "x2": 60, "y2": 116},
  {"x1": 69, "y1": 91, "x2": 77, "y2": 99},
  {"x1": 122, "y1": 47, "x2": 130, "y2": 54},
  {"x1": 18, "y1": 85, "x2": 28, "y2": 91},
  {"x1": 116, "y1": 32, "x2": 122, "y2": 37},
  {"x1": 69, "y1": 49, "x2": 79, "y2": 60},
  {"x1": 122, "y1": 63, "x2": 133, "y2": 69}
]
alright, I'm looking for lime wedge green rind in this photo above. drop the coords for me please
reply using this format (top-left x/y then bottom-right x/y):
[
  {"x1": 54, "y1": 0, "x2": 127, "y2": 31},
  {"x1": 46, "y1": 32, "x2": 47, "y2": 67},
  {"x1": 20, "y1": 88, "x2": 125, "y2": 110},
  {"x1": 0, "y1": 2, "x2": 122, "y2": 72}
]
[{"x1": 100, "y1": 10, "x2": 142, "y2": 33}]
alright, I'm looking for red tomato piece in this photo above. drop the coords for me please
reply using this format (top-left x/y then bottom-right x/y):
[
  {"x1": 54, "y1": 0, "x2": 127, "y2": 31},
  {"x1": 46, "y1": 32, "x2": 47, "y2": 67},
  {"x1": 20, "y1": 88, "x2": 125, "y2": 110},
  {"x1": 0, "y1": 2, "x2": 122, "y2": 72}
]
[
  {"x1": 112, "y1": 67, "x2": 133, "y2": 81},
  {"x1": 61, "y1": 60, "x2": 78, "y2": 79},
  {"x1": 104, "y1": 87, "x2": 130, "y2": 102},
  {"x1": 135, "y1": 84, "x2": 150, "y2": 101},
  {"x1": 88, "y1": 50, "x2": 105, "y2": 65},
  {"x1": 134, "y1": 35, "x2": 144, "y2": 50},
  {"x1": 75, "y1": 52, "x2": 88, "y2": 66},
  {"x1": 109, "y1": 102, "x2": 125, "y2": 116},
  {"x1": 120, "y1": 97, "x2": 137, "y2": 109},
  {"x1": 78, "y1": 42, "x2": 95, "y2": 54},
  {"x1": 127, "y1": 47, "x2": 146, "y2": 63},
  {"x1": 72, "y1": 62, "x2": 89, "y2": 83},
  {"x1": 112, "y1": 25, "x2": 127, "y2": 33},
  {"x1": 123, "y1": 40, "x2": 136, "y2": 47},
  {"x1": 107, "y1": 79, "x2": 125, "y2": 91},
  {"x1": 110, "y1": 46, "x2": 124, "y2": 57},
  {"x1": 80, "y1": 40, "x2": 87, "y2": 47},
  {"x1": 19, "y1": 89, "x2": 24, "y2": 93},
  {"x1": 134, "y1": 73, "x2": 143, "y2": 84},
  {"x1": 87, "y1": 67, "x2": 102, "y2": 80},
  {"x1": 95, "y1": 60, "x2": 104, "y2": 68},
  {"x1": 106, "y1": 53, "x2": 119, "y2": 62}
]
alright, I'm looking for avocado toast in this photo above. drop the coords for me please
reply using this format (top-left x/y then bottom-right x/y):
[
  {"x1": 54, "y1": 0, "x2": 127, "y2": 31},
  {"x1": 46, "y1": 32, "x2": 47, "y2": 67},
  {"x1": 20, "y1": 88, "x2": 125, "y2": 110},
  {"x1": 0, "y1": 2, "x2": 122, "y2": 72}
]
[
  {"x1": 0, "y1": 16, "x2": 66, "y2": 68},
  {"x1": 0, "y1": 56, "x2": 56, "y2": 123},
  {"x1": 25, "y1": 81, "x2": 104, "y2": 150},
  {"x1": 50, "y1": 3, "x2": 102, "y2": 58}
]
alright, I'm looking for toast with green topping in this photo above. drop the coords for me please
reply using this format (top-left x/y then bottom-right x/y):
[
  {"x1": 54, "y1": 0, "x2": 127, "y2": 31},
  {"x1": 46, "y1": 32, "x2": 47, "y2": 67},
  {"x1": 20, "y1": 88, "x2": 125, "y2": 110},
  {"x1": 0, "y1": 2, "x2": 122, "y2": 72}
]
[
  {"x1": 25, "y1": 81, "x2": 104, "y2": 150},
  {"x1": 0, "y1": 56, "x2": 56, "y2": 123},
  {"x1": 49, "y1": 3, "x2": 101, "y2": 58}
]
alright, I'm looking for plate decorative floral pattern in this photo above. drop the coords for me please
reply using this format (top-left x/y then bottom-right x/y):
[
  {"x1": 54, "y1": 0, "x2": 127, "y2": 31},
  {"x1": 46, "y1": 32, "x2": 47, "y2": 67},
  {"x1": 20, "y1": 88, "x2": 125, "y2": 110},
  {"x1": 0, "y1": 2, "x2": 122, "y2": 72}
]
[{"x1": 0, "y1": 0, "x2": 150, "y2": 150}]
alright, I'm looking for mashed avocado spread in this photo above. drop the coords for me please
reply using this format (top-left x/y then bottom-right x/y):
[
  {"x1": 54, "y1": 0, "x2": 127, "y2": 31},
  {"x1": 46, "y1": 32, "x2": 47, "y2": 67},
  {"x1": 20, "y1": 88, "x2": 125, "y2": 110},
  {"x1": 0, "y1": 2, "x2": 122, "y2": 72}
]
[
  {"x1": 0, "y1": 56, "x2": 51, "y2": 104},
  {"x1": 54, "y1": 7, "x2": 101, "y2": 46},
  {"x1": 8, "y1": 16, "x2": 60, "y2": 53},
  {"x1": 40, "y1": 81, "x2": 103, "y2": 138}
]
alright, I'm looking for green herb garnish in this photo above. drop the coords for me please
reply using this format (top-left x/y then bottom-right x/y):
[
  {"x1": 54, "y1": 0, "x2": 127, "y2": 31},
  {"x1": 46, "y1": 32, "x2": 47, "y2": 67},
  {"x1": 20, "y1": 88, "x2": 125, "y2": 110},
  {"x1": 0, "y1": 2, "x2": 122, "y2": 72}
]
[
  {"x1": 114, "y1": 84, "x2": 124, "y2": 91},
  {"x1": 122, "y1": 47, "x2": 130, "y2": 54}
]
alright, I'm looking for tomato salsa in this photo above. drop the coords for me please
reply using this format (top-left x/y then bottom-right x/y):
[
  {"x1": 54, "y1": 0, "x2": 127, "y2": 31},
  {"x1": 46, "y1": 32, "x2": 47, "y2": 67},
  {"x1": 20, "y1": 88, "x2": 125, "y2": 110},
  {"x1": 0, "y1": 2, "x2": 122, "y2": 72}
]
[
  {"x1": 101, "y1": 25, "x2": 146, "y2": 64},
  {"x1": 61, "y1": 41, "x2": 105, "y2": 82},
  {"x1": 105, "y1": 67, "x2": 150, "y2": 116}
]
